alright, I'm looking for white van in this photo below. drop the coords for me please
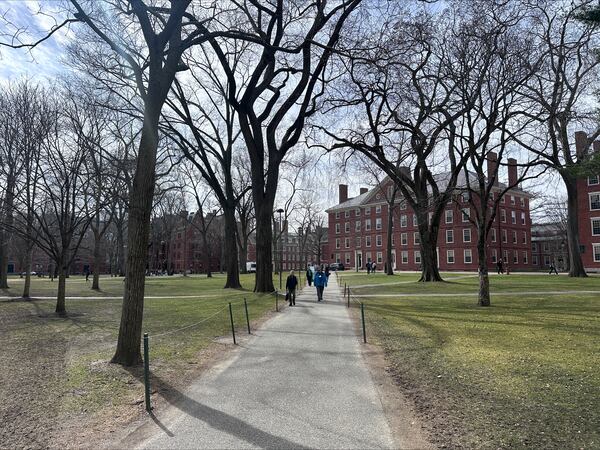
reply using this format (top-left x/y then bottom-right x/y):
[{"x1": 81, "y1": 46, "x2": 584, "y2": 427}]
[{"x1": 246, "y1": 262, "x2": 257, "y2": 273}]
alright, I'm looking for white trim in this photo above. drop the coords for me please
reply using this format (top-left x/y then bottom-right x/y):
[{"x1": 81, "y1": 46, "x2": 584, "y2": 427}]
[
  {"x1": 593, "y1": 244, "x2": 600, "y2": 263},
  {"x1": 591, "y1": 217, "x2": 600, "y2": 236},
  {"x1": 589, "y1": 192, "x2": 600, "y2": 211}
]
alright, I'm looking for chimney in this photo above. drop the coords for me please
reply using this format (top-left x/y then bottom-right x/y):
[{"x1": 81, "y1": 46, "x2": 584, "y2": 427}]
[
  {"x1": 487, "y1": 151, "x2": 499, "y2": 186},
  {"x1": 360, "y1": 187, "x2": 368, "y2": 195},
  {"x1": 507, "y1": 158, "x2": 518, "y2": 187},
  {"x1": 575, "y1": 131, "x2": 588, "y2": 159},
  {"x1": 338, "y1": 184, "x2": 348, "y2": 204}
]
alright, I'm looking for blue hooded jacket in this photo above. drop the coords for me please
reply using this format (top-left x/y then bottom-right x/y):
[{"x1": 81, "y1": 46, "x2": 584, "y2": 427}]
[{"x1": 314, "y1": 271, "x2": 328, "y2": 287}]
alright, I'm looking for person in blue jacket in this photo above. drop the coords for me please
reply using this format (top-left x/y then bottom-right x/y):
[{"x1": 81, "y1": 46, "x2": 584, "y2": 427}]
[{"x1": 313, "y1": 266, "x2": 328, "y2": 302}]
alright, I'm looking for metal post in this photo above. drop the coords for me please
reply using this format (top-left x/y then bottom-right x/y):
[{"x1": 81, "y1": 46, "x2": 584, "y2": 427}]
[
  {"x1": 228, "y1": 302, "x2": 236, "y2": 345},
  {"x1": 244, "y1": 298, "x2": 251, "y2": 334},
  {"x1": 143, "y1": 333, "x2": 151, "y2": 412},
  {"x1": 347, "y1": 287, "x2": 350, "y2": 308},
  {"x1": 275, "y1": 291, "x2": 279, "y2": 312},
  {"x1": 360, "y1": 303, "x2": 367, "y2": 343}
]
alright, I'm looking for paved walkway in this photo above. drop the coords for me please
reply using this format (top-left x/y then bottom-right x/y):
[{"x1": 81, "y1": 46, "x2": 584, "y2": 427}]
[{"x1": 129, "y1": 274, "x2": 406, "y2": 449}]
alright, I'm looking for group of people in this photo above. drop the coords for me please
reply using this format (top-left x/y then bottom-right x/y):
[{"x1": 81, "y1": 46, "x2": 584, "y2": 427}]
[
  {"x1": 366, "y1": 261, "x2": 377, "y2": 274},
  {"x1": 284, "y1": 264, "x2": 330, "y2": 306}
]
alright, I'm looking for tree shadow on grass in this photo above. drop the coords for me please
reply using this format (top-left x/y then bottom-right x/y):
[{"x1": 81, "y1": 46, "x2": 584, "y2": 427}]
[{"x1": 124, "y1": 367, "x2": 306, "y2": 449}]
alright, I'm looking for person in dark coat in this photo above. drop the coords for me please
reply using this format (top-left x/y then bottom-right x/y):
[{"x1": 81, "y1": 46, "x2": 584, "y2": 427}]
[
  {"x1": 366, "y1": 261, "x2": 371, "y2": 274},
  {"x1": 286, "y1": 270, "x2": 299, "y2": 306},
  {"x1": 496, "y1": 258, "x2": 504, "y2": 274},
  {"x1": 313, "y1": 267, "x2": 328, "y2": 302},
  {"x1": 306, "y1": 266, "x2": 313, "y2": 286},
  {"x1": 325, "y1": 266, "x2": 330, "y2": 278}
]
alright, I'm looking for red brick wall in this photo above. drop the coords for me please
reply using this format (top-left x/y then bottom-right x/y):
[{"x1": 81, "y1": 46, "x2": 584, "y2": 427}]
[{"x1": 577, "y1": 176, "x2": 600, "y2": 271}]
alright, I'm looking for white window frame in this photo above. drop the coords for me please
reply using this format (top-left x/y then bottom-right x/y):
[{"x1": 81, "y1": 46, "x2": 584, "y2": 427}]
[
  {"x1": 401, "y1": 232, "x2": 408, "y2": 246},
  {"x1": 345, "y1": 238, "x2": 350, "y2": 249},
  {"x1": 365, "y1": 219, "x2": 371, "y2": 231},
  {"x1": 335, "y1": 223, "x2": 340, "y2": 234},
  {"x1": 375, "y1": 205, "x2": 382, "y2": 214},
  {"x1": 345, "y1": 222, "x2": 350, "y2": 233},
  {"x1": 513, "y1": 251, "x2": 518, "y2": 264},
  {"x1": 365, "y1": 206, "x2": 371, "y2": 215},
  {"x1": 400, "y1": 214, "x2": 407, "y2": 227},
  {"x1": 502, "y1": 229, "x2": 507, "y2": 243},
  {"x1": 355, "y1": 221, "x2": 361, "y2": 232},
  {"x1": 590, "y1": 193, "x2": 600, "y2": 211},
  {"x1": 588, "y1": 174, "x2": 599, "y2": 185},
  {"x1": 401, "y1": 250, "x2": 408, "y2": 264},
  {"x1": 522, "y1": 232, "x2": 527, "y2": 244},
  {"x1": 447, "y1": 249, "x2": 455, "y2": 264},
  {"x1": 523, "y1": 251, "x2": 528, "y2": 264},
  {"x1": 413, "y1": 214, "x2": 418, "y2": 227},
  {"x1": 375, "y1": 217, "x2": 382, "y2": 230},
  {"x1": 345, "y1": 210, "x2": 350, "y2": 218},
  {"x1": 445, "y1": 209, "x2": 453, "y2": 224},
  {"x1": 462, "y1": 208, "x2": 470, "y2": 222},
  {"x1": 335, "y1": 211, "x2": 340, "y2": 219},
  {"x1": 376, "y1": 235, "x2": 382, "y2": 247},
  {"x1": 513, "y1": 231, "x2": 517, "y2": 244},
  {"x1": 491, "y1": 228, "x2": 497, "y2": 242},
  {"x1": 446, "y1": 229, "x2": 454, "y2": 244},
  {"x1": 335, "y1": 238, "x2": 340, "y2": 249},
  {"x1": 594, "y1": 244, "x2": 600, "y2": 262},
  {"x1": 463, "y1": 228, "x2": 471, "y2": 243},
  {"x1": 356, "y1": 208, "x2": 361, "y2": 216},
  {"x1": 501, "y1": 209, "x2": 507, "y2": 223},
  {"x1": 464, "y1": 249, "x2": 472, "y2": 264},
  {"x1": 414, "y1": 250, "x2": 421, "y2": 264},
  {"x1": 592, "y1": 217, "x2": 600, "y2": 236},
  {"x1": 414, "y1": 232, "x2": 420, "y2": 245},
  {"x1": 491, "y1": 249, "x2": 497, "y2": 263},
  {"x1": 510, "y1": 195, "x2": 515, "y2": 205},
  {"x1": 365, "y1": 236, "x2": 371, "y2": 247},
  {"x1": 511, "y1": 210, "x2": 516, "y2": 224},
  {"x1": 377, "y1": 252, "x2": 383, "y2": 264}
]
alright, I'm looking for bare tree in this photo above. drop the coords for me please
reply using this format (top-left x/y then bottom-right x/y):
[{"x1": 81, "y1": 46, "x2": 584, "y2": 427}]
[{"x1": 233, "y1": 157, "x2": 255, "y2": 274}]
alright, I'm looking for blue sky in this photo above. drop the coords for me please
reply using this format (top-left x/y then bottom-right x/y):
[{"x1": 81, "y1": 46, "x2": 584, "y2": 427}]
[{"x1": 0, "y1": 1, "x2": 72, "y2": 81}]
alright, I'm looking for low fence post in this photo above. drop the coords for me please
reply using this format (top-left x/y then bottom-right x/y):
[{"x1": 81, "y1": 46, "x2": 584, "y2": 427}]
[
  {"x1": 275, "y1": 291, "x2": 279, "y2": 312},
  {"x1": 228, "y1": 302, "x2": 237, "y2": 345},
  {"x1": 143, "y1": 333, "x2": 151, "y2": 412},
  {"x1": 347, "y1": 287, "x2": 350, "y2": 308},
  {"x1": 244, "y1": 298, "x2": 251, "y2": 334},
  {"x1": 361, "y1": 302, "x2": 367, "y2": 343}
]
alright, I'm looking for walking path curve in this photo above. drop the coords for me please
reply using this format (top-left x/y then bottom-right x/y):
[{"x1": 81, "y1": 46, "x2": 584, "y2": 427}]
[{"x1": 126, "y1": 274, "x2": 428, "y2": 449}]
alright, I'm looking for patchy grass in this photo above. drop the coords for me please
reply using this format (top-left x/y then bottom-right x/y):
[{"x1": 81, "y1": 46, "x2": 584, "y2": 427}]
[
  {"x1": 0, "y1": 274, "x2": 283, "y2": 449},
  {"x1": 346, "y1": 275, "x2": 600, "y2": 449}
]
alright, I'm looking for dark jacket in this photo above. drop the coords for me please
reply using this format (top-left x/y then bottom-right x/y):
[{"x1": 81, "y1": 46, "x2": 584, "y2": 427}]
[
  {"x1": 286, "y1": 275, "x2": 298, "y2": 291},
  {"x1": 306, "y1": 269, "x2": 313, "y2": 280}
]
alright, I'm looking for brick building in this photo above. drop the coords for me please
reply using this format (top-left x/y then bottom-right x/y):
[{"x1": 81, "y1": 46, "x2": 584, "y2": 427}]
[
  {"x1": 575, "y1": 131, "x2": 600, "y2": 272},
  {"x1": 326, "y1": 165, "x2": 533, "y2": 272},
  {"x1": 531, "y1": 223, "x2": 569, "y2": 271}
]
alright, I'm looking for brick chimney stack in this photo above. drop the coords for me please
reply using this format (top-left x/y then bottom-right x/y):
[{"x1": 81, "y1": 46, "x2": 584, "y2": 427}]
[
  {"x1": 487, "y1": 152, "x2": 499, "y2": 186},
  {"x1": 360, "y1": 187, "x2": 368, "y2": 195},
  {"x1": 575, "y1": 131, "x2": 588, "y2": 159},
  {"x1": 507, "y1": 158, "x2": 518, "y2": 187},
  {"x1": 339, "y1": 184, "x2": 348, "y2": 204}
]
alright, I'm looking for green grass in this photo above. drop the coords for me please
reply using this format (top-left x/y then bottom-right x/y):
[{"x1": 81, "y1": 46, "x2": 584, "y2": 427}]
[
  {"x1": 345, "y1": 274, "x2": 600, "y2": 448},
  {"x1": 0, "y1": 273, "x2": 285, "y2": 448}
]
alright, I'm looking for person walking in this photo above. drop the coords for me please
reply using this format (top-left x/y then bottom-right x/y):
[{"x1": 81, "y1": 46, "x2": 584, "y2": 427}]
[
  {"x1": 325, "y1": 266, "x2": 330, "y2": 279},
  {"x1": 549, "y1": 261, "x2": 559, "y2": 275},
  {"x1": 306, "y1": 266, "x2": 313, "y2": 286},
  {"x1": 366, "y1": 261, "x2": 371, "y2": 274},
  {"x1": 286, "y1": 270, "x2": 298, "y2": 306},
  {"x1": 314, "y1": 267, "x2": 328, "y2": 302},
  {"x1": 372, "y1": 262, "x2": 377, "y2": 273},
  {"x1": 496, "y1": 258, "x2": 504, "y2": 275}
]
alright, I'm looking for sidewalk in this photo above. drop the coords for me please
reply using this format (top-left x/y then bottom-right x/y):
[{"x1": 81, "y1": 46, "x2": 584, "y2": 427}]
[{"x1": 127, "y1": 274, "x2": 420, "y2": 449}]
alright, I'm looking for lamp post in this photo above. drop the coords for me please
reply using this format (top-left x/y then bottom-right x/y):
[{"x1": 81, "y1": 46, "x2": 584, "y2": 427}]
[{"x1": 277, "y1": 208, "x2": 284, "y2": 290}]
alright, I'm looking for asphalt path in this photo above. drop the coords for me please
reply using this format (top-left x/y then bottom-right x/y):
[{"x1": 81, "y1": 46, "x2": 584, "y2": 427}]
[{"x1": 132, "y1": 274, "x2": 398, "y2": 449}]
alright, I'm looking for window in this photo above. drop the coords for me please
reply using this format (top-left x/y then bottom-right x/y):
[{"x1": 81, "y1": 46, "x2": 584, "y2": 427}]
[
  {"x1": 335, "y1": 238, "x2": 340, "y2": 249},
  {"x1": 522, "y1": 232, "x2": 527, "y2": 244},
  {"x1": 510, "y1": 195, "x2": 515, "y2": 205},
  {"x1": 375, "y1": 205, "x2": 382, "y2": 214},
  {"x1": 592, "y1": 218, "x2": 600, "y2": 236},
  {"x1": 463, "y1": 229, "x2": 471, "y2": 243},
  {"x1": 491, "y1": 228, "x2": 497, "y2": 242},
  {"x1": 345, "y1": 238, "x2": 350, "y2": 249},
  {"x1": 491, "y1": 249, "x2": 497, "y2": 263},
  {"x1": 376, "y1": 235, "x2": 382, "y2": 247},
  {"x1": 594, "y1": 244, "x2": 600, "y2": 262},
  {"x1": 446, "y1": 229, "x2": 454, "y2": 244},
  {"x1": 464, "y1": 249, "x2": 472, "y2": 264},
  {"x1": 335, "y1": 223, "x2": 340, "y2": 234},
  {"x1": 335, "y1": 212, "x2": 340, "y2": 219},
  {"x1": 365, "y1": 219, "x2": 371, "y2": 231},
  {"x1": 543, "y1": 242, "x2": 549, "y2": 252},
  {"x1": 356, "y1": 237, "x2": 362, "y2": 248},
  {"x1": 590, "y1": 193, "x2": 600, "y2": 210},
  {"x1": 512, "y1": 231, "x2": 517, "y2": 244},
  {"x1": 532, "y1": 255, "x2": 538, "y2": 265},
  {"x1": 345, "y1": 210, "x2": 350, "y2": 218},
  {"x1": 401, "y1": 251, "x2": 408, "y2": 264},
  {"x1": 413, "y1": 214, "x2": 418, "y2": 226},
  {"x1": 462, "y1": 208, "x2": 470, "y2": 222},
  {"x1": 345, "y1": 222, "x2": 350, "y2": 233},
  {"x1": 502, "y1": 229, "x2": 507, "y2": 243},
  {"x1": 511, "y1": 210, "x2": 516, "y2": 224},
  {"x1": 544, "y1": 255, "x2": 550, "y2": 266},
  {"x1": 365, "y1": 206, "x2": 371, "y2": 215},
  {"x1": 401, "y1": 233, "x2": 408, "y2": 246},
  {"x1": 445, "y1": 209, "x2": 453, "y2": 224},
  {"x1": 532, "y1": 243, "x2": 537, "y2": 252},
  {"x1": 501, "y1": 209, "x2": 507, "y2": 223},
  {"x1": 501, "y1": 195, "x2": 505, "y2": 204},
  {"x1": 391, "y1": 234, "x2": 395, "y2": 247},
  {"x1": 375, "y1": 218, "x2": 382, "y2": 230},
  {"x1": 355, "y1": 221, "x2": 361, "y2": 232},
  {"x1": 345, "y1": 253, "x2": 351, "y2": 264},
  {"x1": 521, "y1": 212, "x2": 526, "y2": 225},
  {"x1": 399, "y1": 200, "x2": 407, "y2": 210},
  {"x1": 400, "y1": 214, "x2": 407, "y2": 227},
  {"x1": 523, "y1": 251, "x2": 528, "y2": 264},
  {"x1": 414, "y1": 250, "x2": 421, "y2": 264},
  {"x1": 377, "y1": 252, "x2": 383, "y2": 263},
  {"x1": 336, "y1": 253, "x2": 341, "y2": 264},
  {"x1": 447, "y1": 250, "x2": 455, "y2": 264},
  {"x1": 365, "y1": 236, "x2": 371, "y2": 247},
  {"x1": 589, "y1": 174, "x2": 599, "y2": 185},
  {"x1": 504, "y1": 250, "x2": 509, "y2": 263},
  {"x1": 356, "y1": 208, "x2": 361, "y2": 216},
  {"x1": 513, "y1": 251, "x2": 518, "y2": 264},
  {"x1": 414, "y1": 232, "x2": 420, "y2": 245},
  {"x1": 520, "y1": 197, "x2": 525, "y2": 207}
]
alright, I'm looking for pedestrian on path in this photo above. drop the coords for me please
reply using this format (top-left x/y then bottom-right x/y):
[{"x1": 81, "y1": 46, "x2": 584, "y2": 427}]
[
  {"x1": 314, "y1": 267, "x2": 328, "y2": 302},
  {"x1": 496, "y1": 258, "x2": 504, "y2": 274},
  {"x1": 549, "y1": 261, "x2": 559, "y2": 275},
  {"x1": 366, "y1": 261, "x2": 371, "y2": 274},
  {"x1": 286, "y1": 270, "x2": 298, "y2": 306},
  {"x1": 306, "y1": 266, "x2": 313, "y2": 286}
]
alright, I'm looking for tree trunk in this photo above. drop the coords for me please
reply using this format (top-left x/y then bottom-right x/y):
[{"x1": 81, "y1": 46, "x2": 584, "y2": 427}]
[
  {"x1": 111, "y1": 103, "x2": 160, "y2": 366},
  {"x1": 22, "y1": 244, "x2": 33, "y2": 298},
  {"x1": 477, "y1": 231, "x2": 490, "y2": 306},
  {"x1": 253, "y1": 199, "x2": 275, "y2": 292},
  {"x1": 55, "y1": 263, "x2": 67, "y2": 316},
  {"x1": 563, "y1": 175, "x2": 587, "y2": 277},
  {"x1": 92, "y1": 233, "x2": 101, "y2": 290},
  {"x1": 239, "y1": 235, "x2": 248, "y2": 274},
  {"x1": 418, "y1": 226, "x2": 443, "y2": 282},
  {"x1": 0, "y1": 230, "x2": 7, "y2": 289},
  {"x1": 222, "y1": 206, "x2": 241, "y2": 289},
  {"x1": 116, "y1": 220, "x2": 126, "y2": 276},
  {"x1": 386, "y1": 204, "x2": 394, "y2": 275},
  {"x1": 0, "y1": 181, "x2": 15, "y2": 289}
]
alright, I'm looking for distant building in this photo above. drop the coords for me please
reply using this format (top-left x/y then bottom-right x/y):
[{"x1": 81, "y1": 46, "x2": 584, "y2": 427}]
[{"x1": 531, "y1": 223, "x2": 568, "y2": 271}]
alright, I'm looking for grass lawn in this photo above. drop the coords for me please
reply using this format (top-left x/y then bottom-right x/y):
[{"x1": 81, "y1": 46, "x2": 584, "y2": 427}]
[
  {"x1": 344, "y1": 273, "x2": 600, "y2": 448},
  {"x1": 0, "y1": 273, "x2": 286, "y2": 449}
]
